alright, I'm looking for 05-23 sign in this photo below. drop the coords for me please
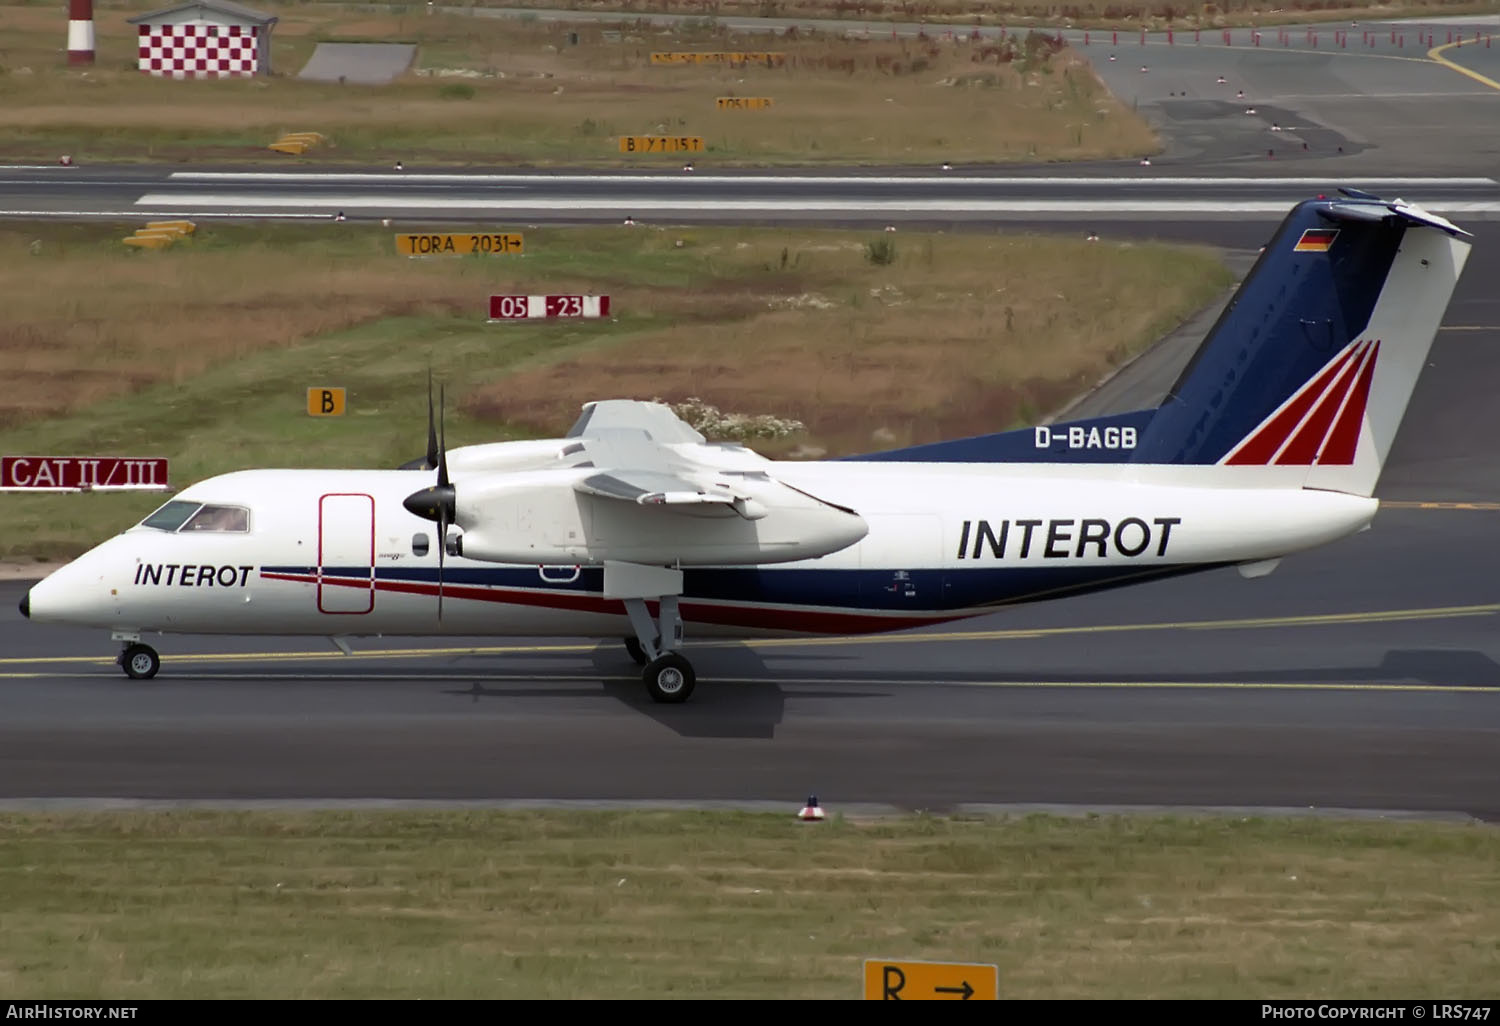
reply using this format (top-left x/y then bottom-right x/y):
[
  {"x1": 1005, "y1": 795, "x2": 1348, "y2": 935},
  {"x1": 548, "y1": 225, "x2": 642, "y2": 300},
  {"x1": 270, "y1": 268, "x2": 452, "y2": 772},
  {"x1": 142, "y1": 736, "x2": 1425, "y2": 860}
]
[{"x1": 396, "y1": 233, "x2": 523, "y2": 256}]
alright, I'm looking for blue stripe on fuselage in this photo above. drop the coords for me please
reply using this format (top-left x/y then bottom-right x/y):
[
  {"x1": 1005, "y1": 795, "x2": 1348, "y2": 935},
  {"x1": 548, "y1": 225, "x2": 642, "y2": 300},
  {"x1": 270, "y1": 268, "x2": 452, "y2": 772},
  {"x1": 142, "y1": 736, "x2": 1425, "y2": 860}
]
[{"x1": 266, "y1": 562, "x2": 1229, "y2": 613}]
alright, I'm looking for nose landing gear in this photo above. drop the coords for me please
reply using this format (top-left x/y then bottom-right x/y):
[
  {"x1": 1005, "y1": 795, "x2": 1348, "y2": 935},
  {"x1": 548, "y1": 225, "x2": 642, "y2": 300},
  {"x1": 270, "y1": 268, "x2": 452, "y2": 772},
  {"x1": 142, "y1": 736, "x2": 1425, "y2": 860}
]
[{"x1": 118, "y1": 642, "x2": 160, "y2": 680}]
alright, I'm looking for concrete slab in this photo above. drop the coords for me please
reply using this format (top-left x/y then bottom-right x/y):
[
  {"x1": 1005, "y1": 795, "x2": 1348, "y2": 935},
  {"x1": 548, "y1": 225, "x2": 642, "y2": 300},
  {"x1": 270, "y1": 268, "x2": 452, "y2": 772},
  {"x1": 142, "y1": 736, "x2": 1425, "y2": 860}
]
[{"x1": 298, "y1": 43, "x2": 416, "y2": 85}]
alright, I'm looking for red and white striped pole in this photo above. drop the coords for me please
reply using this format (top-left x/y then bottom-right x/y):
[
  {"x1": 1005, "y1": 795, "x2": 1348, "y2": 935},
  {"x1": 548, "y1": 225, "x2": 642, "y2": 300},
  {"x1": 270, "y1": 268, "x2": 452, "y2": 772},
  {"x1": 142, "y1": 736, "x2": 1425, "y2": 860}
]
[{"x1": 67, "y1": 0, "x2": 95, "y2": 65}]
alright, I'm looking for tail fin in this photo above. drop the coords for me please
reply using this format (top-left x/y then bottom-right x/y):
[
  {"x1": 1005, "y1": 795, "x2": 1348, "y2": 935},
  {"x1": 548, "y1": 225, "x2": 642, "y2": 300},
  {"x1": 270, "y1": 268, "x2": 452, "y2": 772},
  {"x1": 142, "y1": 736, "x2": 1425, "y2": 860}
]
[
  {"x1": 844, "y1": 192, "x2": 1471, "y2": 497},
  {"x1": 1130, "y1": 194, "x2": 1471, "y2": 495}
]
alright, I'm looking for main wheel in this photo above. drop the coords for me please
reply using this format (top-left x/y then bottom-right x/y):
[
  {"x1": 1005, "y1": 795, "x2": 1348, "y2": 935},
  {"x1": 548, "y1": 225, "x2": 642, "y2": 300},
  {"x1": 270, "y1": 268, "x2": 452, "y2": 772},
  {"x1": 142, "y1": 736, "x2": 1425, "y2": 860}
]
[
  {"x1": 120, "y1": 643, "x2": 160, "y2": 680},
  {"x1": 623, "y1": 636, "x2": 648, "y2": 666},
  {"x1": 643, "y1": 652, "x2": 695, "y2": 704}
]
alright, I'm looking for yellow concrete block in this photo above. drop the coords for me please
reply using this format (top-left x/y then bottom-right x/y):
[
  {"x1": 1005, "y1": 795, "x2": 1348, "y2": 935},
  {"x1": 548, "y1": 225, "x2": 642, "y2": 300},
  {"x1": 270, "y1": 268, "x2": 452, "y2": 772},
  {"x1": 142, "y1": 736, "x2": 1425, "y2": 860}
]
[
  {"x1": 281, "y1": 132, "x2": 325, "y2": 144},
  {"x1": 147, "y1": 220, "x2": 196, "y2": 234},
  {"x1": 123, "y1": 235, "x2": 175, "y2": 249},
  {"x1": 269, "y1": 140, "x2": 309, "y2": 154}
]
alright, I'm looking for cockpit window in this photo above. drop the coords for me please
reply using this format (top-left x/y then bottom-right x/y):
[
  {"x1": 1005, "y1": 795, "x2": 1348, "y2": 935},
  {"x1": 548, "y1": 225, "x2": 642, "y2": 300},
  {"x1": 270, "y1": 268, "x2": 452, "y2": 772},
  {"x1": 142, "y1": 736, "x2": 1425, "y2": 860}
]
[
  {"x1": 140, "y1": 500, "x2": 201, "y2": 532},
  {"x1": 180, "y1": 504, "x2": 250, "y2": 533}
]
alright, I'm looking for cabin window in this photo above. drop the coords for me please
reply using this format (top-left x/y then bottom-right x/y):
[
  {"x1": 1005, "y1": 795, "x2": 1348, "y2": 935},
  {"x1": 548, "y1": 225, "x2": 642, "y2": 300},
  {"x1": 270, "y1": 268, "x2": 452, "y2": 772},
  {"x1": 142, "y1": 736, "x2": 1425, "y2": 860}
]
[
  {"x1": 412, "y1": 533, "x2": 430, "y2": 557},
  {"x1": 179, "y1": 504, "x2": 250, "y2": 533},
  {"x1": 139, "y1": 500, "x2": 200, "y2": 532}
]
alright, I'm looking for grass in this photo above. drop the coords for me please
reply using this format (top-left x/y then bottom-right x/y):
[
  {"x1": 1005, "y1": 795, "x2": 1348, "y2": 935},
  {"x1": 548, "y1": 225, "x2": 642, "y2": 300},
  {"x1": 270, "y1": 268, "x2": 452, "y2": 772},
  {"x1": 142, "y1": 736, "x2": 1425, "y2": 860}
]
[
  {"x1": 406, "y1": 0, "x2": 1500, "y2": 31},
  {"x1": 0, "y1": 219, "x2": 1232, "y2": 561},
  {"x1": 0, "y1": 2, "x2": 1157, "y2": 166},
  {"x1": 0, "y1": 809, "x2": 1496, "y2": 998}
]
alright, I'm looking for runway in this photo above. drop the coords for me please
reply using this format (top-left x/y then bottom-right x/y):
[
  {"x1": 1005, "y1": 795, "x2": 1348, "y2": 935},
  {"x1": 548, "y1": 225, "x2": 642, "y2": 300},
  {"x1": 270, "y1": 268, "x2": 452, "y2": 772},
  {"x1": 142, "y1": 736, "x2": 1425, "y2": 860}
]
[
  {"x1": 2, "y1": 168, "x2": 1497, "y2": 224},
  {"x1": 2, "y1": 14, "x2": 1498, "y2": 817}
]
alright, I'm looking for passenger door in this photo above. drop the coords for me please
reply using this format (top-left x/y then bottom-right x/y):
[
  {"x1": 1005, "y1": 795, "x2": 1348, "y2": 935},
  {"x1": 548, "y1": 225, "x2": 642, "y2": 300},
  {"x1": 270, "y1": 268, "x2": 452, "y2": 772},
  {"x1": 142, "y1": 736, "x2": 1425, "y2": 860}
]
[{"x1": 318, "y1": 493, "x2": 375, "y2": 614}]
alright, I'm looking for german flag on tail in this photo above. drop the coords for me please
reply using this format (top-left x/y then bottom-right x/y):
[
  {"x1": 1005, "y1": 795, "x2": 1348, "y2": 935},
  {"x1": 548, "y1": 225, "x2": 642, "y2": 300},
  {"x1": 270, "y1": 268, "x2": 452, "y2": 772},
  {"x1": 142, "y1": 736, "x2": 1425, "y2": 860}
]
[{"x1": 1294, "y1": 227, "x2": 1339, "y2": 252}]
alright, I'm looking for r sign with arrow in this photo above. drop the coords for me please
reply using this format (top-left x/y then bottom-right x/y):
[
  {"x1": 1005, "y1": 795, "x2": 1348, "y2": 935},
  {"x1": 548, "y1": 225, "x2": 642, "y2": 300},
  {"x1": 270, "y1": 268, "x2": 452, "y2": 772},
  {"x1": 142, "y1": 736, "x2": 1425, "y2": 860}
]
[{"x1": 862, "y1": 960, "x2": 998, "y2": 1000}]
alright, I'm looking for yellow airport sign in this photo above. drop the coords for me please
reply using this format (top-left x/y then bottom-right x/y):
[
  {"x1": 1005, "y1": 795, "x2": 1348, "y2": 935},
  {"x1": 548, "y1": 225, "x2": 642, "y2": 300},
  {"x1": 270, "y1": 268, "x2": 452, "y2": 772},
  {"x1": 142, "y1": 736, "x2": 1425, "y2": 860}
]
[
  {"x1": 651, "y1": 51, "x2": 785, "y2": 66},
  {"x1": 307, "y1": 387, "x2": 346, "y2": 416},
  {"x1": 716, "y1": 96, "x2": 773, "y2": 109},
  {"x1": 618, "y1": 135, "x2": 704, "y2": 154},
  {"x1": 394, "y1": 232, "x2": 524, "y2": 256},
  {"x1": 863, "y1": 960, "x2": 998, "y2": 1001}
]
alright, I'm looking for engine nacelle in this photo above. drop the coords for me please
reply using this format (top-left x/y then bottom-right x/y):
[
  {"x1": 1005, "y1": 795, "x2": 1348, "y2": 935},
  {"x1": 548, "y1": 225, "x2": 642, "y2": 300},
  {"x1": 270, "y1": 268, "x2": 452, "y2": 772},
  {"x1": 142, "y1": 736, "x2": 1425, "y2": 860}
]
[{"x1": 452, "y1": 471, "x2": 867, "y2": 566}]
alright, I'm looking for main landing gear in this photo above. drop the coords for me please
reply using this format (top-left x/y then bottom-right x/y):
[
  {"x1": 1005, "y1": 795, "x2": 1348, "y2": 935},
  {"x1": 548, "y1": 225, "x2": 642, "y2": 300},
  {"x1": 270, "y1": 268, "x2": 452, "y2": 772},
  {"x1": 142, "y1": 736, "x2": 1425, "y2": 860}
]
[
  {"x1": 608, "y1": 561, "x2": 696, "y2": 704},
  {"x1": 623, "y1": 595, "x2": 695, "y2": 703}
]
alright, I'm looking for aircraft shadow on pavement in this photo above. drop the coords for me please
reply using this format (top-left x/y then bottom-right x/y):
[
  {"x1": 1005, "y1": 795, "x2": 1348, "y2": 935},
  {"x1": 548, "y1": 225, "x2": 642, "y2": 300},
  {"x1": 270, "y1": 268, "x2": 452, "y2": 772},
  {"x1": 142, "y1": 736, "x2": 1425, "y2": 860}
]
[
  {"x1": 438, "y1": 642, "x2": 887, "y2": 739},
  {"x1": 944, "y1": 648, "x2": 1500, "y2": 689}
]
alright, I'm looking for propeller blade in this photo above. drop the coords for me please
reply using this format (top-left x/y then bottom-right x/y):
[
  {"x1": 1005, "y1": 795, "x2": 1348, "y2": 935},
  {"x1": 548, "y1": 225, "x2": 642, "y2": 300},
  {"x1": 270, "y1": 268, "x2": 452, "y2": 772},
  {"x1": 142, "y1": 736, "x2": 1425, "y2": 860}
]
[
  {"x1": 425, "y1": 368, "x2": 439, "y2": 470},
  {"x1": 437, "y1": 384, "x2": 450, "y2": 489},
  {"x1": 437, "y1": 382, "x2": 448, "y2": 622}
]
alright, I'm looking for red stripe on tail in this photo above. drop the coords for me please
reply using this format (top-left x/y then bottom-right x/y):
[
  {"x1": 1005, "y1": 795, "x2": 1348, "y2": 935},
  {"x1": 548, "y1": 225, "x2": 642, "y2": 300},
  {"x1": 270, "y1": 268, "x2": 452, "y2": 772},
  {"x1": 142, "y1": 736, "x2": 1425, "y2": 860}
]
[
  {"x1": 1315, "y1": 339, "x2": 1379, "y2": 465},
  {"x1": 1224, "y1": 343, "x2": 1361, "y2": 465},
  {"x1": 1275, "y1": 340, "x2": 1368, "y2": 464}
]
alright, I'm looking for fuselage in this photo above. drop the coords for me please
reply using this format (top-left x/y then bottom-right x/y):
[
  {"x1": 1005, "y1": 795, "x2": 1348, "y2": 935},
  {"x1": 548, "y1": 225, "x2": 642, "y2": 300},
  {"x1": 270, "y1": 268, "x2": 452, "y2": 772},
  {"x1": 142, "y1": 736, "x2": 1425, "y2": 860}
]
[{"x1": 25, "y1": 452, "x2": 1378, "y2": 640}]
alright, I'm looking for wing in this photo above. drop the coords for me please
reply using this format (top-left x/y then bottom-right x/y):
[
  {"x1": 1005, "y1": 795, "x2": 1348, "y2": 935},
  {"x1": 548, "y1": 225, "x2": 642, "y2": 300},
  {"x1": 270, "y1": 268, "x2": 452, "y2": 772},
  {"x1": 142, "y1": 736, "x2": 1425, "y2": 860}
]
[
  {"x1": 566, "y1": 399, "x2": 706, "y2": 445},
  {"x1": 561, "y1": 405, "x2": 768, "y2": 516}
]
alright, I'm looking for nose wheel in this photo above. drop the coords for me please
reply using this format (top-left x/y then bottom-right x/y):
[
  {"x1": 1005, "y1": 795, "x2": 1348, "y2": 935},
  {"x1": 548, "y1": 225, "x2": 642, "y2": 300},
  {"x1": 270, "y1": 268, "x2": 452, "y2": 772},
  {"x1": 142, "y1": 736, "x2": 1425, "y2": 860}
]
[{"x1": 119, "y1": 643, "x2": 160, "y2": 680}]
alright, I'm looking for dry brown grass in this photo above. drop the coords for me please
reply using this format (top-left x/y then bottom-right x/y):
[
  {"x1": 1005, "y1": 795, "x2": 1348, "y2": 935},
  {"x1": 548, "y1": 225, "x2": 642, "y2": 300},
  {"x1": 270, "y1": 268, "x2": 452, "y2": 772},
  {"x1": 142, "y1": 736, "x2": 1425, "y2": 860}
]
[
  {"x1": 0, "y1": 225, "x2": 483, "y2": 426},
  {"x1": 458, "y1": 0, "x2": 1500, "y2": 30},
  {"x1": 464, "y1": 229, "x2": 1232, "y2": 456},
  {"x1": 0, "y1": 2, "x2": 1157, "y2": 165},
  {"x1": 0, "y1": 221, "x2": 1230, "y2": 558}
]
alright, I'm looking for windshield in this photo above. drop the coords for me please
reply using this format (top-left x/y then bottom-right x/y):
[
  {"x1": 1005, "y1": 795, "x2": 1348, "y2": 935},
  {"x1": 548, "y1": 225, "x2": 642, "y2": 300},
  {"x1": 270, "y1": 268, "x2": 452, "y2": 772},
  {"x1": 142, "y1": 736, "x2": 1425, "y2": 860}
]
[
  {"x1": 138, "y1": 501, "x2": 250, "y2": 533},
  {"x1": 139, "y1": 500, "x2": 200, "y2": 532},
  {"x1": 180, "y1": 504, "x2": 250, "y2": 532}
]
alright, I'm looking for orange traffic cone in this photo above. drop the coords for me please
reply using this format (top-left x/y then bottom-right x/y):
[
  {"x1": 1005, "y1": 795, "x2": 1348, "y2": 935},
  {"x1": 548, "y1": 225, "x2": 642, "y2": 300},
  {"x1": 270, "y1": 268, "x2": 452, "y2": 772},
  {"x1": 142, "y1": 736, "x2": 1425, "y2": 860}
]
[{"x1": 798, "y1": 795, "x2": 825, "y2": 821}]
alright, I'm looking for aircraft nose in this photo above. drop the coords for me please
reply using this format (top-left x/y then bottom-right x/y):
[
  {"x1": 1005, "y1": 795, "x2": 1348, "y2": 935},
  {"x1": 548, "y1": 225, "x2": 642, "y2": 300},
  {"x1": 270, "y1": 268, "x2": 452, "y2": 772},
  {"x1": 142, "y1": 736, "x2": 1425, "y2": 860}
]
[{"x1": 19, "y1": 590, "x2": 30, "y2": 619}]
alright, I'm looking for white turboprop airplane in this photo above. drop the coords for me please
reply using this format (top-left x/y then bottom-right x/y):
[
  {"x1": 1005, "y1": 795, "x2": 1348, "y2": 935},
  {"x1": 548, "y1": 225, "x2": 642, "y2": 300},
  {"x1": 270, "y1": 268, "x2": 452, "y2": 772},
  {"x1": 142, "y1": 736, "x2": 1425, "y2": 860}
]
[{"x1": 20, "y1": 192, "x2": 1472, "y2": 703}]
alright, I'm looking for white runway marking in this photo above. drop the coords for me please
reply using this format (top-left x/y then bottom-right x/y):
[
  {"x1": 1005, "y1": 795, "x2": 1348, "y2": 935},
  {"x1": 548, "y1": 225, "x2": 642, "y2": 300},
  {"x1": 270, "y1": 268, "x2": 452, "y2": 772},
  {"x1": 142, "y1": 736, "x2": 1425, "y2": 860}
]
[
  {"x1": 132, "y1": 194, "x2": 1500, "y2": 214},
  {"x1": 165, "y1": 172, "x2": 1500, "y2": 186}
]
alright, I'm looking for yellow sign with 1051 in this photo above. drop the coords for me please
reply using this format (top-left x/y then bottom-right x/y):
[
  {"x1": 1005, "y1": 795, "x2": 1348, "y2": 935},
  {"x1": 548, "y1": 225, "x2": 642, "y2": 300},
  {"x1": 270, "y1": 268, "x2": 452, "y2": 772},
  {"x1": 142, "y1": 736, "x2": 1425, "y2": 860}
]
[
  {"x1": 618, "y1": 136, "x2": 704, "y2": 154},
  {"x1": 716, "y1": 97, "x2": 773, "y2": 109},
  {"x1": 395, "y1": 233, "x2": 523, "y2": 256}
]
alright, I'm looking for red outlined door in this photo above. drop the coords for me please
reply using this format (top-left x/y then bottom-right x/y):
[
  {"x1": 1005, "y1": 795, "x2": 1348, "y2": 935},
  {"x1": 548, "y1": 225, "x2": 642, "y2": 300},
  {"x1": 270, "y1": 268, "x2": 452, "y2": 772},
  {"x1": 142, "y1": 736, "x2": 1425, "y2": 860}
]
[{"x1": 318, "y1": 493, "x2": 375, "y2": 614}]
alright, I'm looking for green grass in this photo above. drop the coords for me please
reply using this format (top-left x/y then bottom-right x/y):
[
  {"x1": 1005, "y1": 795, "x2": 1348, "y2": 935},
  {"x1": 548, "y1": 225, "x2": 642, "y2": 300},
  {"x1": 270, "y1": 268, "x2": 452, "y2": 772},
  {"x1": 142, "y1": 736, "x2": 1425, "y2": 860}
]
[
  {"x1": 0, "y1": 809, "x2": 1496, "y2": 998},
  {"x1": 0, "y1": 219, "x2": 1232, "y2": 561}
]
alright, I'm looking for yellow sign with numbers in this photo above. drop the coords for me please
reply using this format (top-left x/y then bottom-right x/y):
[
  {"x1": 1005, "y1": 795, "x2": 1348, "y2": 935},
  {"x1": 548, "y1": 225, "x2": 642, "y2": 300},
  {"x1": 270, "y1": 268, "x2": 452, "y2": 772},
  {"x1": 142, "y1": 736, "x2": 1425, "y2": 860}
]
[
  {"x1": 716, "y1": 97, "x2": 773, "y2": 109},
  {"x1": 651, "y1": 51, "x2": 784, "y2": 66},
  {"x1": 394, "y1": 232, "x2": 523, "y2": 256},
  {"x1": 618, "y1": 135, "x2": 704, "y2": 154}
]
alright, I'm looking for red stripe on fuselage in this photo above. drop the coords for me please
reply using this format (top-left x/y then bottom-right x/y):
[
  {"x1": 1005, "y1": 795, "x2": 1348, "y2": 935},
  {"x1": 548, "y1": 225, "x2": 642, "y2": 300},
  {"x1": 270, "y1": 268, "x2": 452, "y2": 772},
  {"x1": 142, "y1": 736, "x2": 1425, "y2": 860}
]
[{"x1": 258, "y1": 571, "x2": 959, "y2": 635}]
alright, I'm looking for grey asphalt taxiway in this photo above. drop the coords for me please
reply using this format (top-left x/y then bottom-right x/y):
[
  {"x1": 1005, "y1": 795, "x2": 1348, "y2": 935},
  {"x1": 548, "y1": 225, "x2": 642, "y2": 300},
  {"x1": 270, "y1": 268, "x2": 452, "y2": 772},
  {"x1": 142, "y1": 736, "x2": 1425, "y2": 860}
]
[{"x1": 2, "y1": 13, "x2": 1498, "y2": 817}]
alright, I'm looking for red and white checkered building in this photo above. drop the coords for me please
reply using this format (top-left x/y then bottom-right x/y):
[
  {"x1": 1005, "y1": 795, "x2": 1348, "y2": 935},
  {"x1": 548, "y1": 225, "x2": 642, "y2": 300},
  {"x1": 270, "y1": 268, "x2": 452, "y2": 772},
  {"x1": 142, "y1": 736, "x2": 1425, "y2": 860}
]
[{"x1": 127, "y1": 0, "x2": 277, "y2": 79}]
